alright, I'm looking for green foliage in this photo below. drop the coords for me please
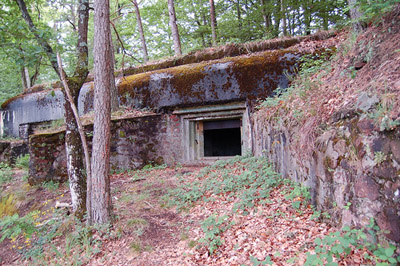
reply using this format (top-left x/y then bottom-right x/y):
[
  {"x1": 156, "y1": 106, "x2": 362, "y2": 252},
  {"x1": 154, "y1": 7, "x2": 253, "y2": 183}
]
[
  {"x1": 124, "y1": 163, "x2": 168, "y2": 181},
  {"x1": 199, "y1": 214, "x2": 232, "y2": 254},
  {"x1": 358, "y1": 0, "x2": 400, "y2": 20},
  {"x1": 374, "y1": 151, "x2": 387, "y2": 165},
  {"x1": 259, "y1": 50, "x2": 334, "y2": 111},
  {"x1": 0, "y1": 162, "x2": 13, "y2": 185},
  {"x1": 0, "y1": 194, "x2": 18, "y2": 217},
  {"x1": 40, "y1": 180, "x2": 59, "y2": 192},
  {"x1": 15, "y1": 154, "x2": 30, "y2": 170},
  {"x1": 250, "y1": 255, "x2": 273, "y2": 265},
  {"x1": 285, "y1": 183, "x2": 311, "y2": 210},
  {"x1": 368, "y1": 99, "x2": 400, "y2": 131},
  {"x1": 0, "y1": 212, "x2": 38, "y2": 242},
  {"x1": 304, "y1": 220, "x2": 400, "y2": 266},
  {"x1": 167, "y1": 156, "x2": 282, "y2": 213}
]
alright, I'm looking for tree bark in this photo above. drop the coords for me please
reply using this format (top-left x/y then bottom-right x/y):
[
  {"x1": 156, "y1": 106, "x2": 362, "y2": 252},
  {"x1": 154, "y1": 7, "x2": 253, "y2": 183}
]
[
  {"x1": 109, "y1": 31, "x2": 119, "y2": 111},
  {"x1": 236, "y1": 0, "x2": 242, "y2": 30},
  {"x1": 15, "y1": 0, "x2": 90, "y2": 218},
  {"x1": 280, "y1": 0, "x2": 287, "y2": 36},
  {"x1": 209, "y1": 0, "x2": 217, "y2": 46},
  {"x1": 132, "y1": 0, "x2": 149, "y2": 62},
  {"x1": 20, "y1": 68, "x2": 28, "y2": 91},
  {"x1": 260, "y1": 0, "x2": 271, "y2": 33},
  {"x1": 168, "y1": 0, "x2": 182, "y2": 56},
  {"x1": 348, "y1": 0, "x2": 365, "y2": 32},
  {"x1": 89, "y1": 0, "x2": 113, "y2": 225},
  {"x1": 303, "y1": 0, "x2": 312, "y2": 35}
]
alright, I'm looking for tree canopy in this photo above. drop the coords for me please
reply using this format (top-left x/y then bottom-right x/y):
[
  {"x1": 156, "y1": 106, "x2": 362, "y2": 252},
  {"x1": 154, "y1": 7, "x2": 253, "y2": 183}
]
[{"x1": 0, "y1": 0, "x2": 398, "y2": 104}]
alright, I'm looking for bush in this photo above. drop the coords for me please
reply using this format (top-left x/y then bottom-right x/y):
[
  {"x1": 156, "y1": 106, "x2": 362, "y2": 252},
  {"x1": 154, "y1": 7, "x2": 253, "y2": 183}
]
[
  {"x1": 0, "y1": 162, "x2": 13, "y2": 185},
  {"x1": 15, "y1": 154, "x2": 30, "y2": 170}
]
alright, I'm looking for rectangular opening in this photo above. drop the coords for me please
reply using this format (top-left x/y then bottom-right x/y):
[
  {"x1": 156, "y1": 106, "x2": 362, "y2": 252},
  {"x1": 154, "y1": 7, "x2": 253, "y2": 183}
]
[{"x1": 203, "y1": 119, "x2": 241, "y2": 157}]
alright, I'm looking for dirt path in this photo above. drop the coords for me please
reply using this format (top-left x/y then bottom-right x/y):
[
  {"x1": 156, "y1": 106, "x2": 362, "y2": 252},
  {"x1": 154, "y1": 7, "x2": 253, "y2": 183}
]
[{"x1": 1, "y1": 162, "x2": 383, "y2": 265}]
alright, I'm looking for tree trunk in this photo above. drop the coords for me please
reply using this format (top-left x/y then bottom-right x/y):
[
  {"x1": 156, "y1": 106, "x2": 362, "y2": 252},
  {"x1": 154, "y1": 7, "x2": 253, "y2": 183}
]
[
  {"x1": 303, "y1": 0, "x2": 312, "y2": 35},
  {"x1": 281, "y1": 0, "x2": 287, "y2": 36},
  {"x1": 209, "y1": 0, "x2": 217, "y2": 46},
  {"x1": 63, "y1": 81, "x2": 87, "y2": 218},
  {"x1": 89, "y1": 0, "x2": 113, "y2": 225},
  {"x1": 109, "y1": 31, "x2": 118, "y2": 111},
  {"x1": 348, "y1": 0, "x2": 365, "y2": 32},
  {"x1": 168, "y1": 0, "x2": 182, "y2": 56},
  {"x1": 273, "y1": 1, "x2": 280, "y2": 37},
  {"x1": 236, "y1": 0, "x2": 242, "y2": 30},
  {"x1": 191, "y1": 0, "x2": 206, "y2": 47},
  {"x1": 260, "y1": 0, "x2": 271, "y2": 32},
  {"x1": 20, "y1": 68, "x2": 28, "y2": 91},
  {"x1": 24, "y1": 67, "x2": 31, "y2": 88},
  {"x1": 15, "y1": 0, "x2": 90, "y2": 217},
  {"x1": 132, "y1": 0, "x2": 149, "y2": 62}
]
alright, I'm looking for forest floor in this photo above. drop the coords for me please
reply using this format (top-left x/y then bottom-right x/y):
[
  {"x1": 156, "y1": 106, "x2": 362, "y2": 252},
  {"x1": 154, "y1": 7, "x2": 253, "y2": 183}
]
[{"x1": 0, "y1": 157, "x2": 383, "y2": 266}]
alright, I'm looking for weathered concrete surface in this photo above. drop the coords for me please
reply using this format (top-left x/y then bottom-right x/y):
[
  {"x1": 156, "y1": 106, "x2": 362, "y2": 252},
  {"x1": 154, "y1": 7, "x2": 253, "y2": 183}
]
[
  {"x1": 253, "y1": 112, "x2": 400, "y2": 243},
  {"x1": 28, "y1": 114, "x2": 182, "y2": 184},
  {"x1": 1, "y1": 48, "x2": 301, "y2": 137}
]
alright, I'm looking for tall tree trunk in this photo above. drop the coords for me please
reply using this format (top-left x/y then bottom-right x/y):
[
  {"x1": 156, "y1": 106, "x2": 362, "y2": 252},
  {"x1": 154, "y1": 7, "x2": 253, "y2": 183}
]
[
  {"x1": 273, "y1": 1, "x2": 280, "y2": 37},
  {"x1": 20, "y1": 67, "x2": 28, "y2": 91},
  {"x1": 236, "y1": 0, "x2": 242, "y2": 30},
  {"x1": 168, "y1": 0, "x2": 182, "y2": 56},
  {"x1": 303, "y1": 0, "x2": 312, "y2": 35},
  {"x1": 260, "y1": 0, "x2": 271, "y2": 33},
  {"x1": 89, "y1": 0, "x2": 113, "y2": 225},
  {"x1": 64, "y1": 81, "x2": 87, "y2": 218},
  {"x1": 132, "y1": 0, "x2": 149, "y2": 62},
  {"x1": 348, "y1": 0, "x2": 365, "y2": 32},
  {"x1": 191, "y1": 0, "x2": 206, "y2": 47},
  {"x1": 15, "y1": 0, "x2": 90, "y2": 217},
  {"x1": 109, "y1": 31, "x2": 118, "y2": 111},
  {"x1": 24, "y1": 67, "x2": 31, "y2": 88},
  {"x1": 280, "y1": 0, "x2": 287, "y2": 36},
  {"x1": 209, "y1": 0, "x2": 217, "y2": 46}
]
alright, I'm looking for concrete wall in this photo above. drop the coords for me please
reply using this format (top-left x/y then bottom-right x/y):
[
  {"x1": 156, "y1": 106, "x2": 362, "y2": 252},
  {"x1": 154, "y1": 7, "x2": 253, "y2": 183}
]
[
  {"x1": 1, "y1": 49, "x2": 300, "y2": 137},
  {"x1": 253, "y1": 112, "x2": 400, "y2": 243},
  {"x1": 28, "y1": 114, "x2": 183, "y2": 184}
]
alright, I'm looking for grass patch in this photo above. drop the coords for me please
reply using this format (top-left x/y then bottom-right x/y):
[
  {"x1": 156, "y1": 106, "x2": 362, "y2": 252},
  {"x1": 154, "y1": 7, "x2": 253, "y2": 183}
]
[
  {"x1": 15, "y1": 154, "x2": 30, "y2": 170},
  {"x1": 0, "y1": 162, "x2": 13, "y2": 185},
  {"x1": 167, "y1": 155, "x2": 283, "y2": 214}
]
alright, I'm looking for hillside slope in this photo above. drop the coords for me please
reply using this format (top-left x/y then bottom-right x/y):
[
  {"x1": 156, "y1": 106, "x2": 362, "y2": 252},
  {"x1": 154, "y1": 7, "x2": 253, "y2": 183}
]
[{"x1": 255, "y1": 4, "x2": 400, "y2": 243}]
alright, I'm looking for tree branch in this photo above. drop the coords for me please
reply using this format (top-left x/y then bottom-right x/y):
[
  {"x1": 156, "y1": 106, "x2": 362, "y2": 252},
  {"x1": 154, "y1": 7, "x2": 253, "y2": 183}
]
[
  {"x1": 14, "y1": 0, "x2": 62, "y2": 79},
  {"x1": 57, "y1": 53, "x2": 91, "y2": 210}
]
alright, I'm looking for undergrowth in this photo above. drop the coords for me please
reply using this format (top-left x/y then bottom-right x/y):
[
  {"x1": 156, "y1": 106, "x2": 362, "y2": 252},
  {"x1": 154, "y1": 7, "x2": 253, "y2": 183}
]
[
  {"x1": 167, "y1": 156, "x2": 399, "y2": 264},
  {"x1": 0, "y1": 162, "x2": 13, "y2": 185},
  {"x1": 167, "y1": 155, "x2": 284, "y2": 214},
  {"x1": 0, "y1": 208, "x2": 115, "y2": 265}
]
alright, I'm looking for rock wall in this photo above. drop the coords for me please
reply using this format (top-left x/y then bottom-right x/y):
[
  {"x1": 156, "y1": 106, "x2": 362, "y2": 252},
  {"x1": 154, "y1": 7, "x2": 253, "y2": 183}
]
[
  {"x1": 28, "y1": 114, "x2": 182, "y2": 184},
  {"x1": 253, "y1": 113, "x2": 400, "y2": 243},
  {"x1": 0, "y1": 140, "x2": 28, "y2": 165}
]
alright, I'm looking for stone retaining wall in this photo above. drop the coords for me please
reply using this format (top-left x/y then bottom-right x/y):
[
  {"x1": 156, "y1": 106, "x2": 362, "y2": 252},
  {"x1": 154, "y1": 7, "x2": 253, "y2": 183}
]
[
  {"x1": 253, "y1": 113, "x2": 400, "y2": 243},
  {"x1": 28, "y1": 114, "x2": 182, "y2": 185}
]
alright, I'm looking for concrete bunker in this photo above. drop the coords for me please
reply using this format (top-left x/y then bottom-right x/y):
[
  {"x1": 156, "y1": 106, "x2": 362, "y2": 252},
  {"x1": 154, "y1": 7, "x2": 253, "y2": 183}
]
[{"x1": 175, "y1": 102, "x2": 252, "y2": 162}]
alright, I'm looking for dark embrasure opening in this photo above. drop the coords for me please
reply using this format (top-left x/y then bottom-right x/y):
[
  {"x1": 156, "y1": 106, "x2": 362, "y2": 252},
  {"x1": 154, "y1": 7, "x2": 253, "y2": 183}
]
[{"x1": 203, "y1": 119, "x2": 241, "y2": 157}]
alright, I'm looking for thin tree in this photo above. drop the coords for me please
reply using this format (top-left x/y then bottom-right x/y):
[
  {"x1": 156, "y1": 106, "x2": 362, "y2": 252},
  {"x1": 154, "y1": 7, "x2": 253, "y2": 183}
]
[
  {"x1": 168, "y1": 0, "x2": 182, "y2": 56},
  {"x1": 260, "y1": 0, "x2": 271, "y2": 33},
  {"x1": 348, "y1": 0, "x2": 365, "y2": 32},
  {"x1": 236, "y1": 0, "x2": 242, "y2": 30},
  {"x1": 15, "y1": 0, "x2": 89, "y2": 217},
  {"x1": 281, "y1": 0, "x2": 287, "y2": 36},
  {"x1": 88, "y1": 0, "x2": 114, "y2": 224},
  {"x1": 209, "y1": 0, "x2": 217, "y2": 46},
  {"x1": 131, "y1": 0, "x2": 149, "y2": 62}
]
